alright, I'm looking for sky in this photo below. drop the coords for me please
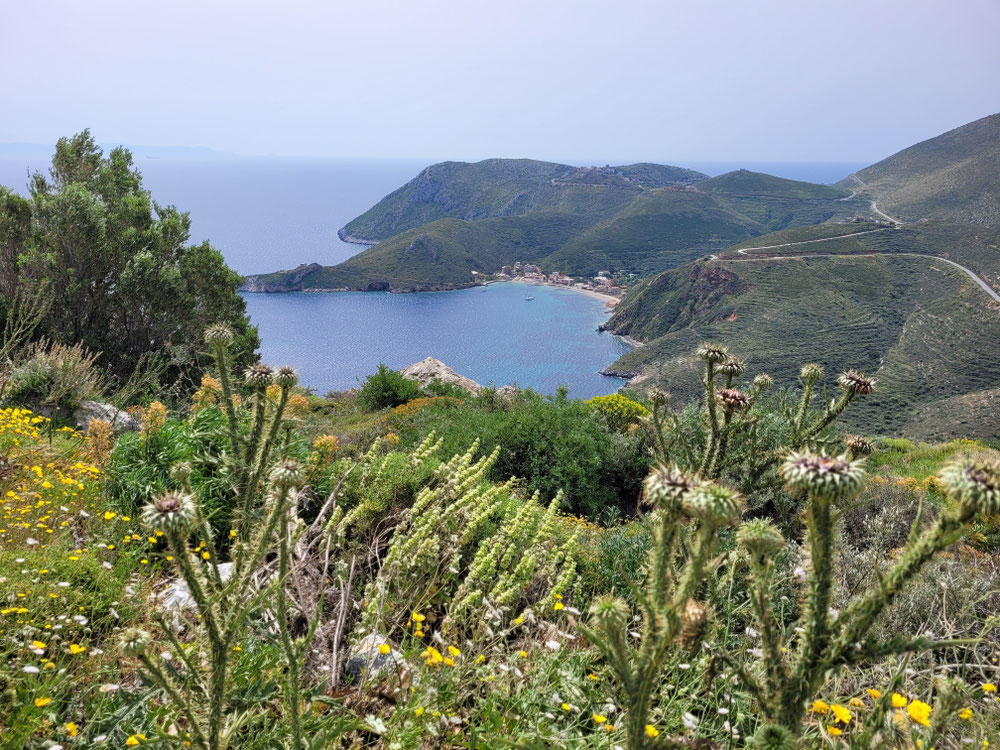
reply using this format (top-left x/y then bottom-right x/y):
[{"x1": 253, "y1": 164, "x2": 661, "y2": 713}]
[{"x1": 2, "y1": 0, "x2": 998, "y2": 163}]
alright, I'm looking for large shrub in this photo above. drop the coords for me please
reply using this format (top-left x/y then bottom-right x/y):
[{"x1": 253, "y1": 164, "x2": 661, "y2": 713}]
[
  {"x1": 356, "y1": 363, "x2": 422, "y2": 410},
  {"x1": 388, "y1": 388, "x2": 649, "y2": 518},
  {"x1": 2, "y1": 339, "x2": 103, "y2": 415},
  {"x1": 0, "y1": 131, "x2": 259, "y2": 390}
]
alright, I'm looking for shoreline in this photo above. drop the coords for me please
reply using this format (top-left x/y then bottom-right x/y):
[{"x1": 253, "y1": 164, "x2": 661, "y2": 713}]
[{"x1": 501, "y1": 278, "x2": 621, "y2": 307}]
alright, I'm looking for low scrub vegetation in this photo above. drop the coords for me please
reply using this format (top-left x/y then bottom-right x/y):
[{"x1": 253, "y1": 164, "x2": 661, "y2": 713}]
[{"x1": 1, "y1": 330, "x2": 998, "y2": 749}]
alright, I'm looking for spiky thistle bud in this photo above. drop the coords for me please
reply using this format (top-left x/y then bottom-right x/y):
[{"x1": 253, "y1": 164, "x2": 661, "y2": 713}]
[
  {"x1": 119, "y1": 627, "x2": 151, "y2": 657},
  {"x1": 718, "y1": 357, "x2": 747, "y2": 379},
  {"x1": 844, "y1": 434, "x2": 875, "y2": 457},
  {"x1": 141, "y1": 491, "x2": 197, "y2": 535},
  {"x1": 678, "y1": 599, "x2": 709, "y2": 648},
  {"x1": 753, "y1": 373, "x2": 774, "y2": 390},
  {"x1": 696, "y1": 342, "x2": 729, "y2": 364},
  {"x1": 642, "y1": 464, "x2": 699, "y2": 512},
  {"x1": 736, "y1": 518, "x2": 785, "y2": 563},
  {"x1": 939, "y1": 460, "x2": 1000, "y2": 517},
  {"x1": 752, "y1": 724, "x2": 796, "y2": 750},
  {"x1": 780, "y1": 451, "x2": 866, "y2": 501},
  {"x1": 269, "y1": 458, "x2": 304, "y2": 489},
  {"x1": 589, "y1": 595, "x2": 630, "y2": 632},
  {"x1": 799, "y1": 363, "x2": 825, "y2": 382},
  {"x1": 649, "y1": 389, "x2": 670, "y2": 408},
  {"x1": 204, "y1": 323, "x2": 235, "y2": 347},
  {"x1": 275, "y1": 366, "x2": 298, "y2": 389},
  {"x1": 682, "y1": 484, "x2": 743, "y2": 528},
  {"x1": 837, "y1": 370, "x2": 876, "y2": 396},
  {"x1": 716, "y1": 387, "x2": 750, "y2": 413},
  {"x1": 243, "y1": 363, "x2": 274, "y2": 389},
  {"x1": 169, "y1": 461, "x2": 193, "y2": 484}
]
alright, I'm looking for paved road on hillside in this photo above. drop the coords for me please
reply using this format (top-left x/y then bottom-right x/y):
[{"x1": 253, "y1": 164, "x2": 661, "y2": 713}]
[
  {"x1": 735, "y1": 228, "x2": 885, "y2": 254},
  {"x1": 719, "y1": 250, "x2": 1000, "y2": 305},
  {"x1": 724, "y1": 173, "x2": 998, "y2": 305}
]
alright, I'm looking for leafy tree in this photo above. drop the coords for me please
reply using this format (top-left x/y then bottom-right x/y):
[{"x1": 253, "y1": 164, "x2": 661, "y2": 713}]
[{"x1": 0, "y1": 130, "x2": 258, "y2": 390}]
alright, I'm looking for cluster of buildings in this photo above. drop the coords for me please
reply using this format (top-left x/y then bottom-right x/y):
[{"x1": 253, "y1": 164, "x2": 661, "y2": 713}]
[{"x1": 493, "y1": 262, "x2": 624, "y2": 296}]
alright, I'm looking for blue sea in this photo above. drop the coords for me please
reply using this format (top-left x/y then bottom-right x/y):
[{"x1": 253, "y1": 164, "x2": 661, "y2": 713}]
[
  {"x1": 0, "y1": 150, "x2": 865, "y2": 397},
  {"x1": 243, "y1": 282, "x2": 631, "y2": 397}
]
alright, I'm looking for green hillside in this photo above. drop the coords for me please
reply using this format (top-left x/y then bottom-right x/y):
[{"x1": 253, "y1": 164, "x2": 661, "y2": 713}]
[
  {"x1": 836, "y1": 112, "x2": 1000, "y2": 224},
  {"x1": 251, "y1": 161, "x2": 864, "y2": 291},
  {"x1": 700, "y1": 169, "x2": 848, "y2": 199},
  {"x1": 603, "y1": 255, "x2": 1000, "y2": 439},
  {"x1": 340, "y1": 158, "x2": 707, "y2": 243}
]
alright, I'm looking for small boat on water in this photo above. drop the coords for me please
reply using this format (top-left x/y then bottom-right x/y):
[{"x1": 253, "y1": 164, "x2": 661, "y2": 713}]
[{"x1": 525, "y1": 295, "x2": 534, "y2": 301}]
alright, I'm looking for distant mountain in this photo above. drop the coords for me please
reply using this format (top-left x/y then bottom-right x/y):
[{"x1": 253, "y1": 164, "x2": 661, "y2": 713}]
[
  {"x1": 249, "y1": 160, "x2": 862, "y2": 291},
  {"x1": 835, "y1": 112, "x2": 1000, "y2": 224}
]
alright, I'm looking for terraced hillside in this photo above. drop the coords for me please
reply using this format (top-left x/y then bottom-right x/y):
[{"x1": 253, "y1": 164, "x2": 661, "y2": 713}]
[{"x1": 603, "y1": 255, "x2": 1000, "y2": 439}]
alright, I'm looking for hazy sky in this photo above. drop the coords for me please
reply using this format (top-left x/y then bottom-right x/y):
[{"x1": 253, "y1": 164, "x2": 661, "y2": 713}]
[{"x1": 3, "y1": 0, "x2": 998, "y2": 162}]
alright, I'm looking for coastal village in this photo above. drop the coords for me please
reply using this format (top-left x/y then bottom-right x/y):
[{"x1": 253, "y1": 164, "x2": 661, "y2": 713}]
[{"x1": 483, "y1": 261, "x2": 629, "y2": 299}]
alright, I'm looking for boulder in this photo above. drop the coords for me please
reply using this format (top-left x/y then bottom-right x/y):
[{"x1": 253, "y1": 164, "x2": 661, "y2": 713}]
[
  {"x1": 157, "y1": 562, "x2": 235, "y2": 630},
  {"x1": 73, "y1": 400, "x2": 140, "y2": 434},
  {"x1": 344, "y1": 631, "x2": 405, "y2": 683},
  {"x1": 400, "y1": 357, "x2": 483, "y2": 395}
]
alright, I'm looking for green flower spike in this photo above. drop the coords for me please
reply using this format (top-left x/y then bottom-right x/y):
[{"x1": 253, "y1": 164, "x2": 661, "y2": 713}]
[{"x1": 682, "y1": 484, "x2": 743, "y2": 528}]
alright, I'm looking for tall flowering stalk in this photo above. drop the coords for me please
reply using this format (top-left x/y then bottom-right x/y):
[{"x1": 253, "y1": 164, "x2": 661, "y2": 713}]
[
  {"x1": 736, "y1": 454, "x2": 998, "y2": 745},
  {"x1": 124, "y1": 324, "x2": 305, "y2": 750},
  {"x1": 581, "y1": 465, "x2": 742, "y2": 750}
]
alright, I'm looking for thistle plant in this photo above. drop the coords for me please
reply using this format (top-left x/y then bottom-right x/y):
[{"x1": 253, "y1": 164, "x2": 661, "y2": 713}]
[
  {"x1": 581, "y1": 464, "x2": 742, "y2": 749},
  {"x1": 646, "y1": 344, "x2": 876, "y2": 495},
  {"x1": 129, "y1": 324, "x2": 307, "y2": 750},
  {"x1": 733, "y1": 453, "x2": 999, "y2": 742}
]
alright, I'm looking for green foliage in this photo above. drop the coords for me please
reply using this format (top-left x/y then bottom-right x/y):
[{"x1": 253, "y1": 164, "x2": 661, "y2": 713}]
[
  {"x1": 106, "y1": 407, "x2": 233, "y2": 529},
  {"x1": 390, "y1": 388, "x2": 649, "y2": 518},
  {"x1": 2, "y1": 339, "x2": 103, "y2": 415},
  {"x1": 0, "y1": 131, "x2": 259, "y2": 389},
  {"x1": 357, "y1": 363, "x2": 422, "y2": 410}
]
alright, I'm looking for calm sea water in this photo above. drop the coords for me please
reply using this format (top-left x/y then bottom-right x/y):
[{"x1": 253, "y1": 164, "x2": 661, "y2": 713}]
[
  {"x1": 0, "y1": 151, "x2": 862, "y2": 396},
  {"x1": 243, "y1": 282, "x2": 632, "y2": 397}
]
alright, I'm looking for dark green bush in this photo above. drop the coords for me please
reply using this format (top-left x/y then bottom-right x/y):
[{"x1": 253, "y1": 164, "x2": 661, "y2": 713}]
[
  {"x1": 389, "y1": 388, "x2": 649, "y2": 518},
  {"x1": 357, "y1": 364, "x2": 422, "y2": 410}
]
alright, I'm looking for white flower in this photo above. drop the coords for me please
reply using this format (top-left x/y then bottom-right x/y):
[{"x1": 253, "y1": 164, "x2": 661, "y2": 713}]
[
  {"x1": 22, "y1": 665, "x2": 39, "y2": 674},
  {"x1": 793, "y1": 566, "x2": 807, "y2": 583},
  {"x1": 57, "y1": 581, "x2": 70, "y2": 588},
  {"x1": 26, "y1": 538, "x2": 38, "y2": 546},
  {"x1": 745, "y1": 626, "x2": 759, "y2": 638},
  {"x1": 99, "y1": 683, "x2": 120, "y2": 693},
  {"x1": 683, "y1": 712, "x2": 699, "y2": 729},
  {"x1": 828, "y1": 608, "x2": 839, "y2": 621},
  {"x1": 545, "y1": 639, "x2": 561, "y2": 651},
  {"x1": 678, "y1": 663, "x2": 690, "y2": 670}
]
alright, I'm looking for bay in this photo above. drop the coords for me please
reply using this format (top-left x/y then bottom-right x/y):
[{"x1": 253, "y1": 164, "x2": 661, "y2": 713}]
[{"x1": 243, "y1": 281, "x2": 632, "y2": 398}]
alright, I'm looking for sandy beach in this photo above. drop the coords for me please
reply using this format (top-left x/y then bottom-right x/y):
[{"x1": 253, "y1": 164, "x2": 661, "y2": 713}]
[{"x1": 503, "y1": 278, "x2": 621, "y2": 307}]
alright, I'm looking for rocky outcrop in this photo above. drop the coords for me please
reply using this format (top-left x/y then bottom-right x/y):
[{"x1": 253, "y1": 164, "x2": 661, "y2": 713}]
[
  {"x1": 344, "y1": 632, "x2": 406, "y2": 683},
  {"x1": 241, "y1": 263, "x2": 323, "y2": 293},
  {"x1": 74, "y1": 400, "x2": 140, "y2": 434},
  {"x1": 400, "y1": 357, "x2": 483, "y2": 394}
]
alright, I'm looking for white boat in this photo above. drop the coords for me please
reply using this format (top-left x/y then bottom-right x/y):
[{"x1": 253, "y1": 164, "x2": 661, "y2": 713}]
[{"x1": 525, "y1": 295, "x2": 534, "y2": 301}]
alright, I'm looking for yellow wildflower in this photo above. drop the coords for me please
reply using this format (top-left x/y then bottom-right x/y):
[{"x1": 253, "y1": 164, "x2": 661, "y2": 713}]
[
  {"x1": 827, "y1": 726, "x2": 843, "y2": 736},
  {"x1": 448, "y1": 645, "x2": 461, "y2": 657},
  {"x1": 378, "y1": 644, "x2": 391, "y2": 655},
  {"x1": 959, "y1": 707, "x2": 973, "y2": 720},
  {"x1": 69, "y1": 643, "x2": 86, "y2": 654},
  {"x1": 907, "y1": 700, "x2": 932, "y2": 727},
  {"x1": 984, "y1": 683, "x2": 997, "y2": 693},
  {"x1": 593, "y1": 714, "x2": 607, "y2": 723},
  {"x1": 891, "y1": 693, "x2": 908, "y2": 708},
  {"x1": 866, "y1": 689, "x2": 882, "y2": 700},
  {"x1": 645, "y1": 725, "x2": 659, "y2": 738},
  {"x1": 830, "y1": 704, "x2": 852, "y2": 724},
  {"x1": 34, "y1": 697, "x2": 51, "y2": 707},
  {"x1": 810, "y1": 700, "x2": 830, "y2": 714},
  {"x1": 65, "y1": 722, "x2": 79, "y2": 736}
]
